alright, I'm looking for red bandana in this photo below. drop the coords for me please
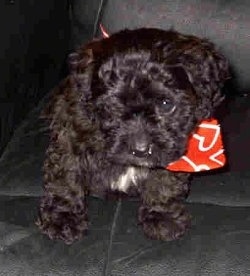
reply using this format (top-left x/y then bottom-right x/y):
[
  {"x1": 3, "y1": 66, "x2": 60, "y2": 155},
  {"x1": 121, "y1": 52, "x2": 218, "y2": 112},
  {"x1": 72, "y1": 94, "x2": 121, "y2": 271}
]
[
  {"x1": 166, "y1": 119, "x2": 226, "y2": 172},
  {"x1": 99, "y1": 25, "x2": 226, "y2": 173}
]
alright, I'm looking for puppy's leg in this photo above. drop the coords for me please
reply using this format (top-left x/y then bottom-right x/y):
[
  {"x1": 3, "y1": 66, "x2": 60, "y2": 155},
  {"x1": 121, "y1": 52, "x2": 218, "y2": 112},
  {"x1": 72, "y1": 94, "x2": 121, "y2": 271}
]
[
  {"x1": 138, "y1": 170, "x2": 191, "y2": 241},
  {"x1": 35, "y1": 76, "x2": 97, "y2": 244},
  {"x1": 36, "y1": 141, "x2": 88, "y2": 244}
]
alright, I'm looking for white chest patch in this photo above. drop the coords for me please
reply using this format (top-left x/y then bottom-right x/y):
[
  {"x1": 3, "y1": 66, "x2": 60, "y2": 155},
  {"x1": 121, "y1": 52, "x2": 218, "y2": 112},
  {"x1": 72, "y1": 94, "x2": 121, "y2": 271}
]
[{"x1": 111, "y1": 167, "x2": 142, "y2": 192}]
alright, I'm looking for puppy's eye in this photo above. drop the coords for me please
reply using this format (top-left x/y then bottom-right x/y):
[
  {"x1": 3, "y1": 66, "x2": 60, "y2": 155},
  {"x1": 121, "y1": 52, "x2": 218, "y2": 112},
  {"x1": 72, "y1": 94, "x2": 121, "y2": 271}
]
[{"x1": 162, "y1": 100, "x2": 176, "y2": 113}]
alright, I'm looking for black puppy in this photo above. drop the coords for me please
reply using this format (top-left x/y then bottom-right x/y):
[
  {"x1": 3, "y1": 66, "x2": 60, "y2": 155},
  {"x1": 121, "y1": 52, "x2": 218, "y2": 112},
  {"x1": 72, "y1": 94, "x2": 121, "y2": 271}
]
[{"x1": 37, "y1": 28, "x2": 230, "y2": 244}]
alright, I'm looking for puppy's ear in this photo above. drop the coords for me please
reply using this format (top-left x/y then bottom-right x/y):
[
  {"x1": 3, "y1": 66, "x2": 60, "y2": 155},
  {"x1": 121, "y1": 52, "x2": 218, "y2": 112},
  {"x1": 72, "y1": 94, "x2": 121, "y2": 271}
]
[
  {"x1": 65, "y1": 44, "x2": 97, "y2": 102},
  {"x1": 178, "y1": 41, "x2": 230, "y2": 119}
]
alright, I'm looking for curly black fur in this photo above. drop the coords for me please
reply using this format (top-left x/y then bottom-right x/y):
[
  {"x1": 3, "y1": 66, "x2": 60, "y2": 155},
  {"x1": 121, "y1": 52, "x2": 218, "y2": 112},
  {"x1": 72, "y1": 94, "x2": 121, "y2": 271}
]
[{"x1": 36, "y1": 28, "x2": 230, "y2": 244}]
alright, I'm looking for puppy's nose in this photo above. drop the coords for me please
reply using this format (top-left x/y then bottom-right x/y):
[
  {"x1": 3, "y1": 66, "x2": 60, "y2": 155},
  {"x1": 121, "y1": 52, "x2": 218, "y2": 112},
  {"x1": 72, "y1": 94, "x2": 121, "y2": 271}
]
[{"x1": 131, "y1": 142, "x2": 152, "y2": 158}]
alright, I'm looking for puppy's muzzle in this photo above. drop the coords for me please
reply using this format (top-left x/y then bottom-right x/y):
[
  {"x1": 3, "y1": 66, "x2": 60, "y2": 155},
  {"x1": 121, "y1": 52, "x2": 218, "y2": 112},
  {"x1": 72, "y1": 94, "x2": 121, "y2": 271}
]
[{"x1": 130, "y1": 136, "x2": 152, "y2": 158}]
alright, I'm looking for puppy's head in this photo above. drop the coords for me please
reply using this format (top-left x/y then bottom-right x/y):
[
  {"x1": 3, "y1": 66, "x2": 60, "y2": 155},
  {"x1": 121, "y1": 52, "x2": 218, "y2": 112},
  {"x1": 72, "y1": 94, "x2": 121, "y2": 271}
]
[{"x1": 76, "y1": 28, "x2": 230, "y2": 168}]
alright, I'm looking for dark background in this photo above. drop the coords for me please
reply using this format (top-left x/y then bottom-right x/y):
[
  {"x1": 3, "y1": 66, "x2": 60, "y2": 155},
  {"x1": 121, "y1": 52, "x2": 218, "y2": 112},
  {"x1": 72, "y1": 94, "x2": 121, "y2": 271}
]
[{"x1": 0, "y1": 0, "x2": 71, "y2": 154}]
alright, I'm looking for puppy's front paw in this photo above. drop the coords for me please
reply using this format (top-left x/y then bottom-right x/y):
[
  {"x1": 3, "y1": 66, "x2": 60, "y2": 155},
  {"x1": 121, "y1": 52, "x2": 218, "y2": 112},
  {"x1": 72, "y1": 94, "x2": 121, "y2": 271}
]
[
  {"x1": 36, "y1": 196, "x2": 88, "y2": 244},
  {"x1": 36, "y1": 213, "x2": 88, "y2": 244},
  {"x1": 138, "y1": 205, "x2": 191, "y2": 241}
]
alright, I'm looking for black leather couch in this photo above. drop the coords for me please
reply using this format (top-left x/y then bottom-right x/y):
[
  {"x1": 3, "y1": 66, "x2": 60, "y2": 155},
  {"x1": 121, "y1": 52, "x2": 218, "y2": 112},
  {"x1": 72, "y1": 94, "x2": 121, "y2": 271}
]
[{"x1": 1, "y1": 1, "x2": 250, "y2": 275}]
